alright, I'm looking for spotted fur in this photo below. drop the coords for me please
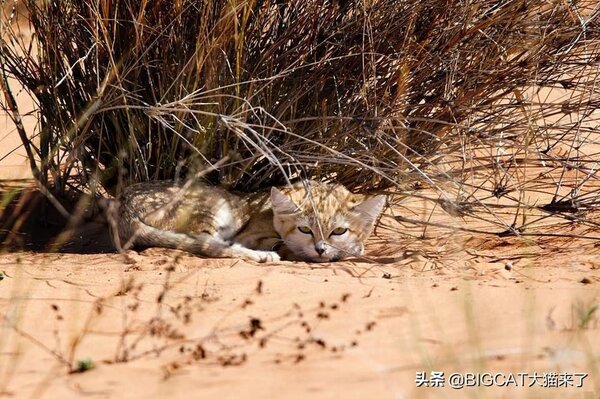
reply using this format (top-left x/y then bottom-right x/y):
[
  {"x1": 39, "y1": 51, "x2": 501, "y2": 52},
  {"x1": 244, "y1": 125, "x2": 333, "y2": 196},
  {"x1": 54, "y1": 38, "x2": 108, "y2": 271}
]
[{"x1": 116, "y1": 180, "x2": 385, "y2": 263}]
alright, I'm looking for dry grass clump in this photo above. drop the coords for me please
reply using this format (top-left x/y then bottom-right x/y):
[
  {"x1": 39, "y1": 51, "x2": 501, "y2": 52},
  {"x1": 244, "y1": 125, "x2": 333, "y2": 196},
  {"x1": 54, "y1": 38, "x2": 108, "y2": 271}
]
[
  {"x1": 1, "y1": 0, "x2": 600, "y2": 242},
  {"x1": 0, "y1": 0, "x2": 596, "y2": 195}
]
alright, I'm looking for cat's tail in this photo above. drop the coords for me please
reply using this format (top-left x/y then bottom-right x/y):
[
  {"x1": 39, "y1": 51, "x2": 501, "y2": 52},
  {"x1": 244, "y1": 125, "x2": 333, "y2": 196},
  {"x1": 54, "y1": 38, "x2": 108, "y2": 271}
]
[{"x1": 128, "y1": 220, "x2": 280, "y2": 263}]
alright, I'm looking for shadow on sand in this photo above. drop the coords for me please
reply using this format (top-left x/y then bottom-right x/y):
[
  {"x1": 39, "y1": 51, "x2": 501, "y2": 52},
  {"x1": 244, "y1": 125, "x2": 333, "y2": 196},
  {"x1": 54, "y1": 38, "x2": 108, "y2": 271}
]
[{"x1": 0, "y1": 180, "x2": 114, "y2": 254}]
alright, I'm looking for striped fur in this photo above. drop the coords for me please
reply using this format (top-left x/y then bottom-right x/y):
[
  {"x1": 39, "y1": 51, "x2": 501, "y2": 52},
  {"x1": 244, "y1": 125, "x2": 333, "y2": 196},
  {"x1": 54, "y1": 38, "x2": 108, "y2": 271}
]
[{"x1": 116, "y1": 180, "x2": 385, "y2": 263}]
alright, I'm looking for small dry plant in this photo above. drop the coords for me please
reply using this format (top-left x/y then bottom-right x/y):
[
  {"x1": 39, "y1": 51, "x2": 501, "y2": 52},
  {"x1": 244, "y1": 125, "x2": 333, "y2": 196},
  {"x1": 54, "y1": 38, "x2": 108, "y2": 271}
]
[{"x1": 2, "y1": 255, "x2": 373, "y2": 379}]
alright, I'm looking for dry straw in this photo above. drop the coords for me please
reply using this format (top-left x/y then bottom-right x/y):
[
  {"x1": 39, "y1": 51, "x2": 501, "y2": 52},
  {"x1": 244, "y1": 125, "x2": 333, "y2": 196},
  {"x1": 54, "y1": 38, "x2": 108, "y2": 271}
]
[{"x1": 1, "y1": 0, "x2": 600, "y2": 238}]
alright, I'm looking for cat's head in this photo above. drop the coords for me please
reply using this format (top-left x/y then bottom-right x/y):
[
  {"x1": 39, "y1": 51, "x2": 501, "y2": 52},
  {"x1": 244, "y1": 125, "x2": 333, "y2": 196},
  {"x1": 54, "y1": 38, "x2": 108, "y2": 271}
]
[{"x1": 270, "y1": 181, "x2": 386, "y2": 262}]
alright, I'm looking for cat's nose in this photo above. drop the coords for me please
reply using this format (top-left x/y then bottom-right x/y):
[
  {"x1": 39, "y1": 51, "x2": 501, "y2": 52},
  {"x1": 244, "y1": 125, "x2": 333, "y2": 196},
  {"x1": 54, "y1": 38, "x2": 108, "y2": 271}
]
[{"x1": 315, "y1": 240, "x2": 327, "y2": 256}]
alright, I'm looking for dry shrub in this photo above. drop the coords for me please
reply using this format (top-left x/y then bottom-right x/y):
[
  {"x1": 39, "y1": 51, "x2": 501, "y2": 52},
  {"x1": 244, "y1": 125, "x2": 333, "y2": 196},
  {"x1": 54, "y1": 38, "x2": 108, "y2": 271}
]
[{"x1": 1, "y1": 0, "x2": 599, "y2": 233}]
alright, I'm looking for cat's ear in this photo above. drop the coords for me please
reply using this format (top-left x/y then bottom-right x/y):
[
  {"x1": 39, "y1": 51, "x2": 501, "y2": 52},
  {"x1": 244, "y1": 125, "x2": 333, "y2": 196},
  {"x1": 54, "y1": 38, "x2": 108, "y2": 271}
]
[
  {"x1": 353, "y1": 195, "x2": 386, "y2": 225},
  {"x1": 271, "y1": 187, "x2": 300, "y2": 215}
]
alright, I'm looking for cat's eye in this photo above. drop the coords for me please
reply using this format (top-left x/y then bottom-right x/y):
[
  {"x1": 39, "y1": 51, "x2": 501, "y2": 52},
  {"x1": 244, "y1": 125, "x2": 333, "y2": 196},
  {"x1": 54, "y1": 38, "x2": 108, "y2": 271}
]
[
  {"x1": 297, "y1": 226, "x2": 313, "y2": 235},
  {"x1": 330, "y1": 227, "x2": 348, "y2": 236}
]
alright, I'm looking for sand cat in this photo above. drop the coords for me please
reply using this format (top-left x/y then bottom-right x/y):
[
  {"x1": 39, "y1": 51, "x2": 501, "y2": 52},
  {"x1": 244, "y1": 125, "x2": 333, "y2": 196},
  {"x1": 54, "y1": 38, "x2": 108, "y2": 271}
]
[{"x1": 116, "y1": 180, "x2": 385, "y2": 263}]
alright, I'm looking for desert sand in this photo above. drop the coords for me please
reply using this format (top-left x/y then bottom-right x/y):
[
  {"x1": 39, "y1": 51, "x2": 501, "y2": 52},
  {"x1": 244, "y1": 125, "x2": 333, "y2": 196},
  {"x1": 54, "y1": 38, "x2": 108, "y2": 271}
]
[{"x1": 0, "y1": 181, "x2": 598, "y2": 398}]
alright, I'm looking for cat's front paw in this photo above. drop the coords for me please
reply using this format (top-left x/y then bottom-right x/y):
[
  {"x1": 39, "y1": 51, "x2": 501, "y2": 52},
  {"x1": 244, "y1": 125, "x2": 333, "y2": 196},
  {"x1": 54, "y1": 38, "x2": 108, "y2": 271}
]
[{"x1": 254, "y1": 250, "x2": 280, "y2": 263}]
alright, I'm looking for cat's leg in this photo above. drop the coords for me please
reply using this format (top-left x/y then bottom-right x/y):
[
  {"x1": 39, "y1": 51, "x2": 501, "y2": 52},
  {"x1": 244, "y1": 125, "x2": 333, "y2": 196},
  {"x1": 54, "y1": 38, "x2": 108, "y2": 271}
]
[
  {"x1": 219, "y1": 242, "x2": 281, "y2": 263},
  {"x1": 131, "y1": 220, "x2": 280, "y2": 262}
]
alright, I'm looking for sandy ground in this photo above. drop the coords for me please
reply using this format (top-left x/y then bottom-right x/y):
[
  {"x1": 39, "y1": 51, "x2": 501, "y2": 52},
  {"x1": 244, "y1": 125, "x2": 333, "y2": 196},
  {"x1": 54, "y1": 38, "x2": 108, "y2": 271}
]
[
  {"x1": 0, "y1": 192, "x2": 598, "y2": 398},
  {"x1": 0, "y1": 75, "x2": 35, "y2": 181}
]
